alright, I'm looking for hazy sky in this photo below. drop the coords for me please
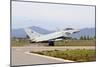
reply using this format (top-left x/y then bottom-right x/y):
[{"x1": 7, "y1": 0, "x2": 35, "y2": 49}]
[{"x1": 12, "y1": 1, "x2": 95, "y2": 30}]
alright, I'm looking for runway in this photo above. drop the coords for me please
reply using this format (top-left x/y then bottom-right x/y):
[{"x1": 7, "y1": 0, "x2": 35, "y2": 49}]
[{"x1": 11, "y1": 45, "x2": 95, "y2": 66}]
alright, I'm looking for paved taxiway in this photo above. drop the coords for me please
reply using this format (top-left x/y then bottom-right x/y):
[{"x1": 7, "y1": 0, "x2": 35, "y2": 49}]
[{"x1": 11, "y1": 45, "x2": 95, "y2": 66}]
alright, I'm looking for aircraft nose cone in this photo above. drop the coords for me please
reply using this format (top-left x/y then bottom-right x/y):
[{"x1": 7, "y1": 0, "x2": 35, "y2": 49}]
[{"x1": 73, "y1": 29, "x2": 80, "y2": 33}]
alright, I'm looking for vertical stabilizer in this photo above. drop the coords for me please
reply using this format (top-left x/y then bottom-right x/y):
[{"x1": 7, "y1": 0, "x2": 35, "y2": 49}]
[{"x1": 24, "y1": 28, "x2": 41, "y2": 40}]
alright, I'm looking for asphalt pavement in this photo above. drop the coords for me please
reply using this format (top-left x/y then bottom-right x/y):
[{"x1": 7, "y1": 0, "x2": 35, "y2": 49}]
[{"x1": 11, "y1": 45, "x2": 95, "y2": 66}]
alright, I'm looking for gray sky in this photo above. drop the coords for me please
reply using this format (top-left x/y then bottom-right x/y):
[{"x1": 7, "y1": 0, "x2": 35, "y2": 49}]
[{"x1": 12, "y1": 1, "x2": 95, "y2": 30}]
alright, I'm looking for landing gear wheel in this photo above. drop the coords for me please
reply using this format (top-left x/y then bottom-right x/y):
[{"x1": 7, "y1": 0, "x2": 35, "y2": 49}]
[{"x1": 48, "y1": 41, "x2": 54, "y2": 46}]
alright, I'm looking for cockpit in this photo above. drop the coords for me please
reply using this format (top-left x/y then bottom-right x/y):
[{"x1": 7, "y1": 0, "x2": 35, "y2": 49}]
[{"x1": 64, "y1": 28, "x2": 74, "y2": 30}]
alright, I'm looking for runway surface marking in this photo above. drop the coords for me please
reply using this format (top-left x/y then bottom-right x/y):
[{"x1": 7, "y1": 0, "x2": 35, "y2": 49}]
[
  {"x1": 25, "y1": 51, "x2": 74, "y2": 62},
  {"x1": 11, "y1": 46, "x2": 95, "y2": 66}
]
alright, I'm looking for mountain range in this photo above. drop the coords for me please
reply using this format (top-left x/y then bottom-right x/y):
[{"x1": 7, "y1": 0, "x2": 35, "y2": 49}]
[{"x1": 11, "y1": 26, "x2": 95, "y2": 39}]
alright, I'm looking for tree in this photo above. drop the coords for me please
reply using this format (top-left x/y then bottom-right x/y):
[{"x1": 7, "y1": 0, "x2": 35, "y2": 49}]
[
  {"x1": 87, "y1": 35, "x2": 90, "y2": 40},
  {"x1": 94, "y1": 36, "x2": 96, "y2": 39},
  {"x1": 83, "y1": 36, "x2": 87, "y2": 40},
  {"x1": 80, "y1": 36, "x2": 84, "y2": 40}
]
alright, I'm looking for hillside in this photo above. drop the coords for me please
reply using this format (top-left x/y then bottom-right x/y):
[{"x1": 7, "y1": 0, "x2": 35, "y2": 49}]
[{"x1": 12, "y1": 26, "x2": 95, "y2": 39}]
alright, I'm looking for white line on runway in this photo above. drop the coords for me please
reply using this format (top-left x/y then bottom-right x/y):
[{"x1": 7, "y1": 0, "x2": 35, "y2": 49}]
[{"x1": 24, "y1": 52, "x2": 74, "y2": 62}]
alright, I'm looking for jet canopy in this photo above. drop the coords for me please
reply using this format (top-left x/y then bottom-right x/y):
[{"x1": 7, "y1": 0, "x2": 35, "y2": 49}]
[{"x1": 64, "y1": 28, "x2": 74, "y2": 30}]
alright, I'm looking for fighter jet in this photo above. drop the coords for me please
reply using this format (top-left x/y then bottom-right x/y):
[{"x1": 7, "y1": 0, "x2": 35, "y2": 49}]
[{"x1": 24, "y1": 28, "x2": 80, "y2": 46}]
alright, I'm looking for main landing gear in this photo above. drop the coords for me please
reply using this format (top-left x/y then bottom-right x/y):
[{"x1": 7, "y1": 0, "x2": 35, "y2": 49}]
[{"x1": 48, "y1": 41, "x2": 54, "y2": 46}]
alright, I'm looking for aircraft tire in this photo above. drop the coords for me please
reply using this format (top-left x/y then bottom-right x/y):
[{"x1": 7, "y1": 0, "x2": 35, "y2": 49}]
[{"x1": 48, "y1": 41, "x2": 54, "y2": 46}]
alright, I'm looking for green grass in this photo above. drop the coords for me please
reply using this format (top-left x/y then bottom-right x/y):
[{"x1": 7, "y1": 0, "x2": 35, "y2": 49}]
[
  {"x1": 11, "y1": 38, "x2": 30, "y2": 46},
  {"x1": 11, "y1": 38, "x2": 96, "y2": 47},
  {"x1": 31, "y1": 49, "x2": 96, "y2": 62},
  {"x1": 55, "y1": 40, "x2": 96, "y2": 46}
]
